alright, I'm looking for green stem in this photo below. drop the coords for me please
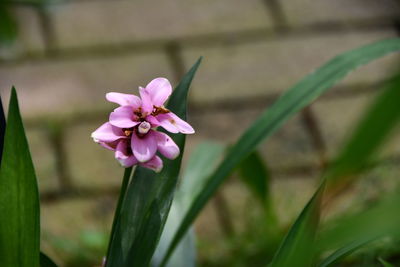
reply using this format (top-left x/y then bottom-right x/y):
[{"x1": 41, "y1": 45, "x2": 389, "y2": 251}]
[{"x1": 105, "y1": 167, "x2": 133, "y2": 264}]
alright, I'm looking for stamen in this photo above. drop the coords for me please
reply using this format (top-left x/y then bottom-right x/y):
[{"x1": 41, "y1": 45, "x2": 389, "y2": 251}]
[
  {"x1": 124, "y1": 130, "x2": 132, "y2": 137},
  {"x1": 138, "y1": 121, "x2": 151, "y2": 134}
]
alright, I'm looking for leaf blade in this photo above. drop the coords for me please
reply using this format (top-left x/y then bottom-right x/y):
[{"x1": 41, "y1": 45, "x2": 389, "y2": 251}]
[
  {"x1": 0, "y1": 88, "x2": 40, "y2": 267},
  {"x1": 162, "y1": 38, "x2": 400, "y2": 265}
]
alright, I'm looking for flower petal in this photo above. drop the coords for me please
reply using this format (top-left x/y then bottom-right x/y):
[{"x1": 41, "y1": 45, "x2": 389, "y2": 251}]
[
  {"x1": 153, "y1": 131, "x2": 180, "y2": 159},
  {"x1": 99, "y1": 140, "x2": 119, "y2": 151},
  {"x1": 139, "y1": 86, "x2": 154, "y2": 115},
  {"x1": 145, "y1": 77, "x2": 172, "y2": 107},
  {"x1": 115, "y1": 139, "x2": 130, "y2": 160},
  {"x1": 131, "y1": 130, "x2": 158, "y2": 162},
  {"x1": 106, "y1": 92, "x2": 142, "y2": 109},
  {"x1": 140, "y1": 155, "x2": 163, "y2": 173},
  {"x1": 156, "y1": 113, "x2": 195, "y2": 134},
  {"x1": 109, "y1": 106, "x2": 140, "y2": 128},
  {"x1": 91, "y1": 122, "x2": 125, "y2": 142},
  {"x1": 118, "y1": 155, "x2": 138, "y2": 167},
  {"x1": 145, "y1": 115, "x2": 160, "y2": 127}
]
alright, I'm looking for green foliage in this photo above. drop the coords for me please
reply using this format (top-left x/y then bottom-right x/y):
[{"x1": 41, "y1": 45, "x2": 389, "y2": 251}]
[
  {"x1": 40, "y1": 252, "x2": 58, "y2": 267},
  {"x1": 161, "y1": 38, "x2": 400, "y2": 266},
  {"x1": 0, "y1": 88, "x2": 40, "y2": 267},
  {"x1": 152, "y1": 142, "x2": 224, "y2": 267},
  {"x1": 379, "y1": 258, "x2": 395, "y2": 267},
  {"x1": 0, "y1": 6, "x2": 17, "y2": 45},
  {"x1": 105, "y1": 58, "x2": 202, "y2": 267}
]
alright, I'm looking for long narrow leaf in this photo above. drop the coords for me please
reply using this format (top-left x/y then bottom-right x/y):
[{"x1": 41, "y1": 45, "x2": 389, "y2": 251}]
[
  {"x1": 0, "y1": 88, "x2": 40, "y2": 267},
  {"x1": 0, "y1": 93, "x2": 5, "y2": 164},
  {"x1": 152, "y1": 142, "x2": 224, "y2": 267},
  {"x1": 105, "y1": 58, "x2": 201, "y2": 267},
  {"x1": 268, "y1": 182, "x2": 325, "y2": 267},
  {"x1": 40, "y1": 252, "x2": 58, "y2": 267},
  {"x1": 162, "y1": 38, "x2": 400, "y2": 265}
]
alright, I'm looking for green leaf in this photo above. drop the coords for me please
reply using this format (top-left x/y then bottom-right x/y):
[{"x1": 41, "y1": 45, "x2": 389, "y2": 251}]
[
  {"x1": 0, "y1": 88, "x2": 40, "y2": 267},
  {"x1": 0, "y1": 93, "x2": 5, "y2": 164},
  {"x1": 318, "y1": 239, "x2": 371, "y2": 267},
  {"x1": 161, "y1": 38, "x2": 400, "y2": 265},
  {"x1": 268, "y1": 182, "x2": 325, "y2": 267},
  {"x1": 152, "y1": 142, "x2": 224, "y2": 267},
  {"x1": 237, "y1": 151, "x2": 269, "y2": 203},
  {"x1": 317, "y1": 192, "x2": 400, "y2": 255},
  {"x1": 379, "y1": 258, "x2": 395, "y2": 267},
  {"x1": 105, "y1": 58, "x2": 201, "y2": 267},
  {"x1": 326, "y1": 73, "x2": 400, "y2": 190},
  {"x1": 40, "y1": 252, "x2": 58, "y2": 267},
  {"x1": 0, "y1": 6, "x2": 18, "y2": 44}
]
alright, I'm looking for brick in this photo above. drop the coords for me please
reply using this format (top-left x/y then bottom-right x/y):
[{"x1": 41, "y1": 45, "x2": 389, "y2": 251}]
[
  {"x1": 280, "y1": 0, "x2": 400, "y2": 26},
  {"x1": 26, "y1": 127, "x2": 59, "y2": 192},
  {"x1": 182, "y1": 30, "x2": 399, "y2": 104},
  {"x1": 0, "y1": 7, "x2": 45, "y2": 60},
  {"x1": 187, "y1": 107, "x2": 318, "y2": 171},
  {"x1": 50, "y1": 0, "x2": 272, "y2": 48},
  {"x1": 0, "y1": 51, "x2": 172, "y2": 119}
]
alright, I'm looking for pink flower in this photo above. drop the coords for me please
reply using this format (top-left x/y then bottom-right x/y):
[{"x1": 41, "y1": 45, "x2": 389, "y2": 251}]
[{"x1": 91, "y1": 78, "x2": 194, "y2": 172}]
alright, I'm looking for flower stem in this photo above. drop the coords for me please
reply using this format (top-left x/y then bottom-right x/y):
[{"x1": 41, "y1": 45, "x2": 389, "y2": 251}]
[{"x1": 105, "y1": 167, "x2": 133, "y2": 264}]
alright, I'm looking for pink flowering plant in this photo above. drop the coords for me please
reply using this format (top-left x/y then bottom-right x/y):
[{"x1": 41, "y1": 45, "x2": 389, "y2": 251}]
[
  {"x1": 1, "y1": 40, "x2": 400, "y2": 267},
  {"x1": 91, "y1": 77, "x2": 194, "y2": 172}
]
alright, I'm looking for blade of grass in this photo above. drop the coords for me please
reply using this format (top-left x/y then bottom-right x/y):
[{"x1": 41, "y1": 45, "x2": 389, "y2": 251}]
[
  {"x1": 0, "y1": 88, "x2": 40, "y2": 267},
  {"x1": 161, "y1": 38, "x2": 400, "y2": 266},
  {"x1": 318, "y1": 239, "x2": 372, "y2": 267},
  {"x1": 105, "y1": 58, "x2": 201, "y2": 267}
]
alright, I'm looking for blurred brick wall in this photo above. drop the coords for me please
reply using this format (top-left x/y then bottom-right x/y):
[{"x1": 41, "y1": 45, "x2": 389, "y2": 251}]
[{"x1": 0, "y1": 0, "x2": 400, "y2": 263}]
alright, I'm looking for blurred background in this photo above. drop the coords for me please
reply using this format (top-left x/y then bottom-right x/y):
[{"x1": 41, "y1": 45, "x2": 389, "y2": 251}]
[{"x1": 1, "y1": 0, "x2": 400, "y2": 266}]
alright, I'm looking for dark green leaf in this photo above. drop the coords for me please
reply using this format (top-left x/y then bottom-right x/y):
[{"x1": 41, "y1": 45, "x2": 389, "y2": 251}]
[
  {"x1": 237, "y1": 151, "x2": 269, "y2": 203},
  {"x1": 0, "y1": 88, "x2": 40, "y2": 267},
  {"x1": 268, "y1": 182, "x2": 325, "y2": 267},
  {"x1": 40, "y1": 252, "x2": 58, "y2": 267},
  {"x1": 105, "y1": 58, "x2": 201, "y2": 267},
  {"x1": 326, "y1": 73, "x2": 400, "y2": 189},
  {"x1": 0, "y1": 93, "x2": 5, "y2": 164},
  {"x1": 162, "y1": 38, "x2": 400, "y2": 265},
  {"x1": 379, "y1": 258, "x2": 395, "y2": 267}
]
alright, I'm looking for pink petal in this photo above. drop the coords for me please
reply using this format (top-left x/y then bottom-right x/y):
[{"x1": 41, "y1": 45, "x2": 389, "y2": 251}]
[
  {"x1": 106, "y1": 92, "x2": 142, "y2": 109},
  {"x1": 145, "y1": 77, "x2": 172, "y2": 107},
  {"x1": 153, "y1": 131, "x2": 180, "y2": 159},
  {"x1": 131, "y1": 130, "x2": 158, "y2": 162},
  {"x1": 140, "y1": 155, "x2": 163, "y2": 173},
  {"x1": 91, "y1": 122, "x2": 126, "y2": 142},
  {"x1": 145, "y1": 115, "x2": 160, "y2": 127},
  {"x1": 115, "y1": 139, "x2": 130, "y2": 160},
  {"x1": 118, "y1": 155, "x2": 139, "y2": 167},
  {"x1": 99, "y1": 140, "x2": 119, "y2": 151},
  {"x1": 156, "y1": 113, "x2": 195, "y2": 134},
  {"x1": 139, "y1": 86, "x2": 154, "y2": 115},
  {"x1": 109, "y1": 106, "x2": 140, "y2": 128}
]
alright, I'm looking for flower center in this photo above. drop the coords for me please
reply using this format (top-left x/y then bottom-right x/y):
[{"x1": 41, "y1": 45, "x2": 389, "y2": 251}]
[{"x1": 138, "y1": 121, "x2": 151, "y2": 134}]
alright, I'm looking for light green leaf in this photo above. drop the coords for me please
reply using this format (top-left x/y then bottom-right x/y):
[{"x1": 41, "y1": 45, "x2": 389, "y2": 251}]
[
  {"x1": 152, "y1": 142, "x2": 224, "y2": 267},
  {"x1": 105, "y1": 58, "x2": 201, "y2": 267},
  {"x1": 162, "y1": 38, "x2": 400, "y2": 265},
  {"x1": 0, "y1": 88, "x2": 40, "y2": 267}
]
